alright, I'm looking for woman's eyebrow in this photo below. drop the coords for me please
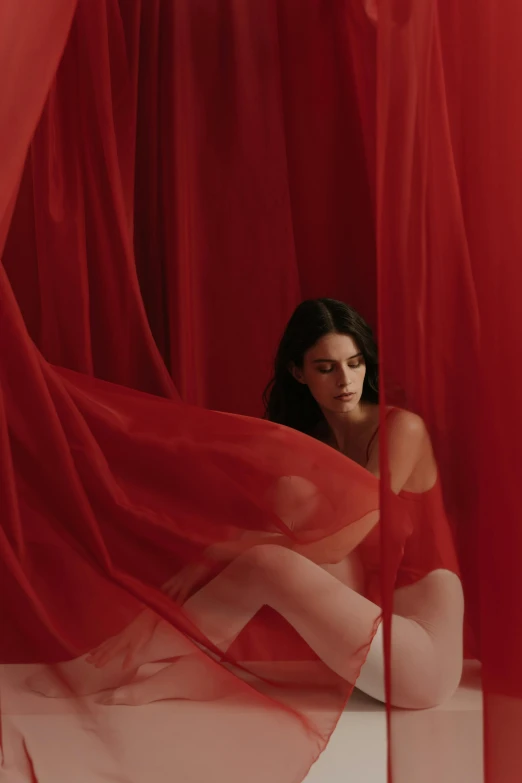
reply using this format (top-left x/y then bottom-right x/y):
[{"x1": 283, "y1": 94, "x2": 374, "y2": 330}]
[{"x1": 312, "y1": 352, "x2": 362, "y2": 364}]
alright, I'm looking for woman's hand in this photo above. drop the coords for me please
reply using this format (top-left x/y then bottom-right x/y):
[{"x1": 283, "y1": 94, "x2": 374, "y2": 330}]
[
  {"x1": 86, "y1": 557, "x2": 220, "y2": 670},
  {"x1": 163, "y1": 539, "x2": 266, "y2": 602},
  {"x1": 86, "y1": 609, "x2": 160, "y2": 671},
  {"x1": 165, "y1": 535, "x2": 290, "y2": 602},
  {"x1": 86, "y1": 538, "x2": 277, "y2": 671},
  {"x1": 164, "y1": 560, "x2": 216, "y2": 604}
]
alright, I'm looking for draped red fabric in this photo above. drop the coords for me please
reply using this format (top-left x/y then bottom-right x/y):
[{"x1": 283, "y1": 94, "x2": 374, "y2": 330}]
[
  {"x1": 0, "y1": 6, "x2": 391, "y2": 781},
  {"x1": 3, "y1": 0, "x2": 376, "y2": 414},
  {"x1": 2, "y1": 1, "x2": 522, "y2": 782},
  {"x1": 374, "y1": 1, "x2": 522, "y2": 781},
  {"x1": 133, "y1": 0, "x2": 377, "y2": 412},
  {"x1": 2, "y1": 0, "x2": 176, "y2": 399}
]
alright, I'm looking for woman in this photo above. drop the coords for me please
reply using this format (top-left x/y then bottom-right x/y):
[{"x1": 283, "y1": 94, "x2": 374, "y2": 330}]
[
  {"x1": 261, "y1": 298, "x2": 463, "y2": 706},
  {"x1": 34, "y1": 299, "x2": 463, "y2": 709}
]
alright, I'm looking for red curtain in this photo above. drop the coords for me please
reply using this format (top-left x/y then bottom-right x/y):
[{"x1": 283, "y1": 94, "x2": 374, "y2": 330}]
[
  {"x1": 374, "y1": 2, "x2": 522, "y2": 781},
  {"x1": 2, "y1": 0, "x2": 522, "y2": 782},
  {"x1": 0, "y1": 5, "x2": 385, "y2": 781},
  {"x1": 3, "y1": 0, "x2": 376, "y2": 415},
  {"x1": 2, "y1": 0, "x2": 176, "y2": 399}
]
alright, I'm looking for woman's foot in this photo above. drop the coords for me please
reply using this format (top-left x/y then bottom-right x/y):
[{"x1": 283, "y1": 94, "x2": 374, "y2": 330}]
[
  {"x1": 27, "y1": 653, "x2": 138, "y2": 698},
  {"x1": 28, "y1": 617, "x2": 197, "y2": 698},
  {"x1": 98, "y1": 654, "x2": 242, "y2": 706}
]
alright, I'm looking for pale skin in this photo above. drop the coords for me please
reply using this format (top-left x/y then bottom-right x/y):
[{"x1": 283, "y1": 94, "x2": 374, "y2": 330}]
[{"x1": 29, "y1": 333, "x2": 464, "y2": 709}]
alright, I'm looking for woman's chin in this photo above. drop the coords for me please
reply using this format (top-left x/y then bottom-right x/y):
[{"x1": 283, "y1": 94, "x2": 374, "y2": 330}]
[{"x1": 330, "y1": 397, "x2": 359, "y2": 412}]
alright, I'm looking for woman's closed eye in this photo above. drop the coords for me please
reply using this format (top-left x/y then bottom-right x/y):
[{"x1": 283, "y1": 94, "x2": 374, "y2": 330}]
[{"x1": 318, "y1": 362, "x2": 362, "y2": 374}]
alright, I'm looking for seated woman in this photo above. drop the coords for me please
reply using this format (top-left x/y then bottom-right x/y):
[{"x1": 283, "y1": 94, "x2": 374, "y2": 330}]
[
  {"x1": 33, "y1": 299, "x2": 464, "y2": 710},
  {"x1": 259, "y1": 298, "x2": 463, "y2": 706}
]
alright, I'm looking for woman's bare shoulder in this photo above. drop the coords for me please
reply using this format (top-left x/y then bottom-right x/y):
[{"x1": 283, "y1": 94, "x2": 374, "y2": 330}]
[
  {"x1": 386, "y1": 408, "x2": 437, "y2": 491},
  {"x1": 387, "y1": 407, "x2": 428, "y2": 443}
]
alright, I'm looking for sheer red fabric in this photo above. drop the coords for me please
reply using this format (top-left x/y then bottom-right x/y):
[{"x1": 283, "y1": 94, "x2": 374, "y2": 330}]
[
  {"x1": 2, "y1": 0, "x2": 376, "y2": 414},
  {"x1": 2, "y1": 1, "x2": 521, "y2": 782},
  {"x1": 373, "y1": 2, "x2": 522, "y2": 781},
  {"x1": 0, "y1": 8, "x2": 384, "y2": 782}
]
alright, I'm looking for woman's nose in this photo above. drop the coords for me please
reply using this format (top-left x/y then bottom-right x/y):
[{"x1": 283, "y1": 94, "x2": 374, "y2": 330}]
[{"x1": 337, "y1": 369, "x2": 352, "y2": 387}]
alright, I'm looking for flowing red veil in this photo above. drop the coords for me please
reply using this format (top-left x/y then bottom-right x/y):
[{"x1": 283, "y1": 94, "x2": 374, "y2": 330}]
[
  {"x1": 375, "y1": 3, "x2": 522, "y2": 781},
  {"x1": 0, "y1": 5, "x2": 392, "y2": 781},
  {"x1": 1, "y1": 1, "x2": 522, "y2": 782}
]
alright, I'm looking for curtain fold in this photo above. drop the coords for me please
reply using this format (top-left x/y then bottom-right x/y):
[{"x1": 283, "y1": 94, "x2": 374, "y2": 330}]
[
  {"x1": 375, "y1": 1, "x2": 522, "y2": 781},
  {"x1": 0, "y1": 6, "x2": 385, "y2": 781},
  {"x1": 2, "y1": 1, "x2": 522, "y2": 781},
  {"x1": 3, "y1": 0, "x2": 376, "y2": 414}
]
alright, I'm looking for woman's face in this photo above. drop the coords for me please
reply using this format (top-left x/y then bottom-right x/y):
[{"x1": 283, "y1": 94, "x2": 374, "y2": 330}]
[{"x1": 293, "y1": 332, "x2": 367, "y2": 415}]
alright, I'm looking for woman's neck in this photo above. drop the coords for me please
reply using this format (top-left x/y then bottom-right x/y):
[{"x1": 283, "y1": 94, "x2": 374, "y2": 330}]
[{"x1": 321, "y1": 403, "x2": 379, "y2": 456}]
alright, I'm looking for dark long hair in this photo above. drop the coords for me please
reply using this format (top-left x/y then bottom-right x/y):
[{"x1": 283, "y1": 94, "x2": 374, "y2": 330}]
[{"x1": 263, "y1": 299, "x2": 379, "y2": 434}]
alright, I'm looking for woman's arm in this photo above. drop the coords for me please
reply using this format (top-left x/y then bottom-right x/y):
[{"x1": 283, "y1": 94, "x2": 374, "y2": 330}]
[
  {"x1": 366, "y1": 410, "x2": 429, "y2": 493},
  {"x1": 163, "y1": 412, "x2": 430, "y2": 581},
  {"x1": 295, "y1": 412, "x2": 431, "y2": 564}
]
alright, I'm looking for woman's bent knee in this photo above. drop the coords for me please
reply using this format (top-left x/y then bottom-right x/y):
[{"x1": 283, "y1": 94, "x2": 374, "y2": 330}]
[
  {"x1": 357, "y1": 617, "x2": 463, "y2": 710},
  {"x1": 243, "y1": 543, "x2": 293, "y2": 572},
  {"x1": 236, "y1": 544, "x2": 298, "y2": 597}
]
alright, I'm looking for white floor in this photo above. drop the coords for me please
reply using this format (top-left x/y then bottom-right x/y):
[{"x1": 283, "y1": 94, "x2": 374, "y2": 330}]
[
  {"x1": 305, "y1": 661, "x2": 483, "y2": 783},
  {"x1": 0, "y1": 662, "x2": 483, "y2": 783}
]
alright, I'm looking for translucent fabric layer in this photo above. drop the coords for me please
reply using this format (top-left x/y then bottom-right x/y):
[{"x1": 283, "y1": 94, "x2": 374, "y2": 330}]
[{"x1": 2, "y1": 1, "x2": 521, "y2": 782}]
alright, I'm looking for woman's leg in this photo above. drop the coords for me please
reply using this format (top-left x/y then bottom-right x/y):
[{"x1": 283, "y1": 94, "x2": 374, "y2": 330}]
[
  {"x1": 355, "y1": 570, "x2": 464, "y2": 709},
  {"x1": 100, "y1": 544, "x2": 378, "y2": 705},
  {"x1": 103, "y1": 548, "x2": 462, "y2": 709},
  {"x1": 29, "y1": 545, "x2": 352, "y2": 699},
  {"x1": 30, "y1": 546, "x2": 462, "y2": 708}
]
